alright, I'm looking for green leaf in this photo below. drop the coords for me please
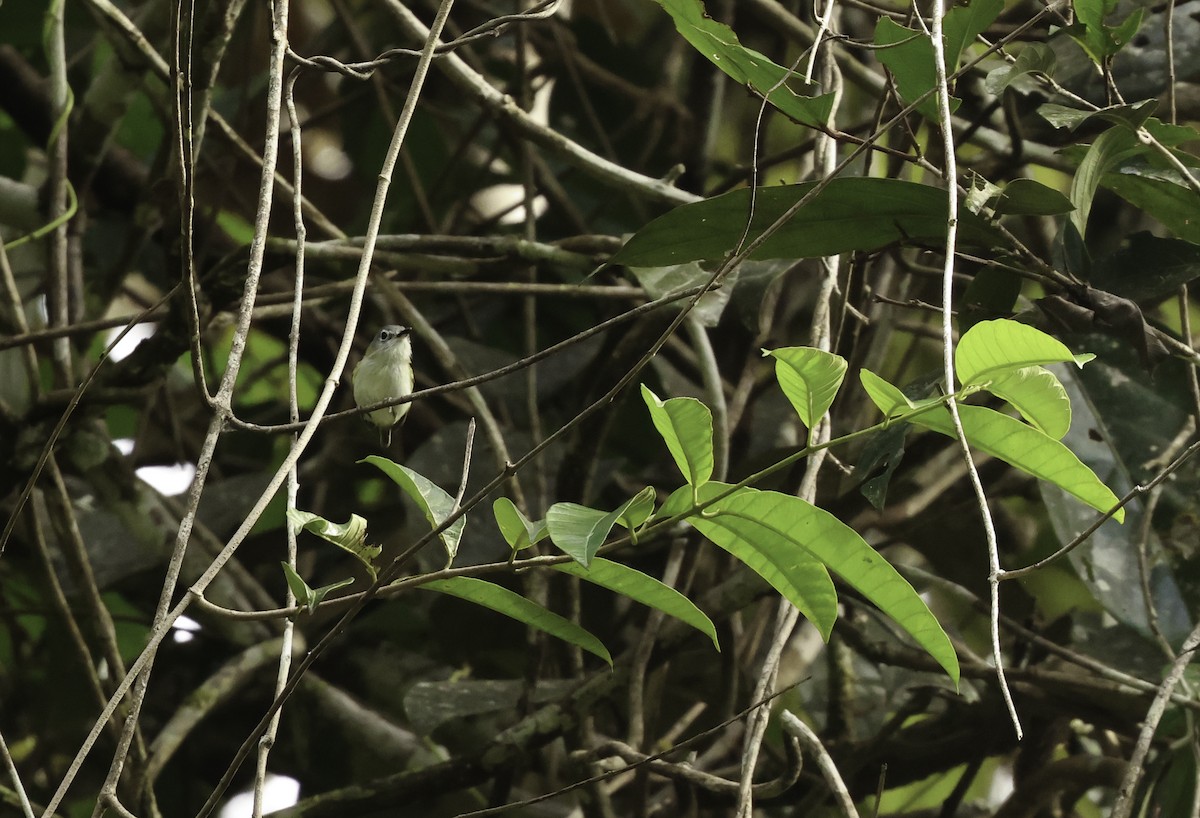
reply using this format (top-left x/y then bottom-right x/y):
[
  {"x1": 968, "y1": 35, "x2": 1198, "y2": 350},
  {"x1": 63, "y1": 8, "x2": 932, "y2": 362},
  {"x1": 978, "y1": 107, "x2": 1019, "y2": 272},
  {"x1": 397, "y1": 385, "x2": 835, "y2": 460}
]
[
  {"x1": 859, "y1": 368, "x2": 938, "y2": 419},
  {"x1": 959, "y1": 265, "x2": 1022, "y2": 330},
  {"x1": 1103, "y1": 169, "x2": 1200, "y2": 245},
  {"x1": 492, "y1": 497, "x2": 547, "y2": 552},
  {"x1": 280, "y1": 563, "x2": 354, "y2": 615},
  {"x1": 652, "y1": 0, "x2": 835, "y2": 128},
  {"x1": 992, "y1": 178, "x2": 1075, "y2": 216},
  {"x1": 641, "y1": 384, "x2": 714, "y2": 487},
  {"x1": 552, "y1": 558, "x2": 719, "y2": 650},
  {"x1": 361, "y1": 456, "x2": 465, "y2": 568},
  {"x1": 764, "y1": 347, "x2": 847, "y2": 439},
  {"x1": 611, "y1": 179, "x2": 1004, "y2": 268},
  {"x1": 984, "y1": 366, "x2": 1072, "y2": 439},
  {"x1": 1038, "y1": 100, "x2": 1157, "y2": 131},
  {"x1": 544, "y1": 490, "x2": 654, "y2": 567},
  {"x1": 421, "y1": 577, "x2": 612, "y2": 666},
  {"x1": 873, "y1": 0, "x2": 1001, "y2": 119},
  {"x1": 985, "y1": 42, "x2": 1056, "y2": 95},
  {"x1": 668, "y1": 483, "x2": 960, "y2": 682},
  {"x1": 1068, "y1": 0, "x2": 1144, "y2": 63},
  {"x1": 288, "y1": 509, "x2": 381, "y2": 578},
  {"x1": 873, "y1": 399, "x2": 1124, "y2": 522},
  {"x1": 874, "y1": 17, "x2": 945, "y2": 120},
  {"x1": 1090, "y1": 233, "x2": 1200, "y2": 303},
  {"x1": 1070, "y1": 127, "x2": 1137, "y2": 238},
  {"x1": 661, "y1": 485, "x2": 839, "y2": 638},
  {"x1": 616, "y1": 486, "x2": 657, "y2": 536},
  {"x1": 956, "y1": 319, "x2": 1094, "y2": 386}
]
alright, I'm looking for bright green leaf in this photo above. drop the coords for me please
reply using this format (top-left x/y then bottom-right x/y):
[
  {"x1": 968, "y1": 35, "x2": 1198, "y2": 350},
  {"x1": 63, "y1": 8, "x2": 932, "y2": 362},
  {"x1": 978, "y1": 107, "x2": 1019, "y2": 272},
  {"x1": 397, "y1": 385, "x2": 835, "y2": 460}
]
[
  {"x1": 361, "y1": 456, "x2": 466, "y2": 568},
  {"x1": 956, "y1": 319, "x2": 1094, "y2": 386},
  {"x1": 552, "y1": 558, "x2": 719, "y2": 650},
  {"x1": 764, "y1": 347, "x2": 847, "y2": 439},
  {"x1": 895, "y1": 402, "x2": 1124, "y2": 522},
  {"x1": 984, "y1": 366, "x2": 1072, "y2": 439},
  {"x1": 661, "y1": 485, "x2": 839, "y2": 639},
  {"x1": 611, "y1": 179, "x2": 1004, "y2": 268},
  {"x1": 616, "y1": 487, "x2": 657, "y2": 537},
  {"x1": 288, "y1": 509, "x2": 380, "y2": 579},
  {"x1": 641, "y1": 384, "x2": 714, "y2": 487},
  {"x1": 652, "y1": 0, "x2": 834, "y2": 127},
  {"x1": 668, "y1": 483, "x2": 960, "y2": 682},
  {"x1": 546, "y1": 490, "x2": 656, "y2": 567},
  {"x1": 421, "y1": 577, "x2": 612, "y2": 666},
  {"x1": 493, "y1": 497, "x2": 547, "y2": 552}
]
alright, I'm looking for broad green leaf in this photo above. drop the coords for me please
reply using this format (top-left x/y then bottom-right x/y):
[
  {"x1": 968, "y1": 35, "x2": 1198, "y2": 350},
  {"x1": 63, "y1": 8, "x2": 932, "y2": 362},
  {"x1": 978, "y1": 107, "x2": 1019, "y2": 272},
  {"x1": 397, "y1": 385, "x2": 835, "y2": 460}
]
[
  {"x1": 421, "y1": 577, "x2": 612, "y2": 666},
  {"x1": 1070, "y1": 127, "x2": 1134, "y2": 238},
  {"x1": 547, "y1": 492, "x2": 656, "y2": 567},
  {"x1": 661, "y1": 485, "x2": 838, "y2": 638},
  {"x1": 288, "y1": 509, "x2": 380, "y2": 578},
  {"x1": 1067, "y1": 0, "x2": 1144, "y2": 64},
  {"x1": 652, "y1": 0, "x2": 834, "y2": 128},
  {"x1": 552, "y1": 558, "x2": 719, "y2": 650},
  {"x1": 764, "y1": 347, "x2": 847, "y2": 439},
  {"x1": 893, "y1": 402, "x2": 1124, "y2": 522},
  {"x1": 361, "y1": 456, "x2": 465, "y2": 567},
  {"x1": 611, "y1": 179, "x2": 1004, "y2": 268},
  {"x1": 960, "y1": 266, "x2": 1022, "y2": 330},
  {"x1": 993, "y1": 179, "x2": 1074, "y2": 216},
  {"x1": 669, "y1": 483, "x2": 960, "y2": 682},
  {"x1": 859, "y1": 368, "x2": 941, "y2": 419},
  {"x1": 280, "y1": 563, "x2": 353, "y2": 615},
  {"x1": 1103, "y1": 170, "x2": 1200, "y2": 245},
  {"x1": 1038, "y1": 100, "x2": 1157, "y2": 132},
  {"x1": 985, "y1": 42, "x2": 1055, "y2": 94},
  {"x1": 493, "y1": 497, "x2": 547, "y2": 552},
  {"x1": 956, "y1": 319, "x2": 1094, "y2": 386},
  {"x1": 873, "y1": 0, "x2": 1001, "y2": 119},
  {"x1": 1090, "y1": 233, "x2": 1200, "y2": 303},
  {"x1": 641, "y1": 384, "x2": 714, "y2": 487},
  {"x1": 984, "y1": 366, "x2": 1072, "y2": 439}
]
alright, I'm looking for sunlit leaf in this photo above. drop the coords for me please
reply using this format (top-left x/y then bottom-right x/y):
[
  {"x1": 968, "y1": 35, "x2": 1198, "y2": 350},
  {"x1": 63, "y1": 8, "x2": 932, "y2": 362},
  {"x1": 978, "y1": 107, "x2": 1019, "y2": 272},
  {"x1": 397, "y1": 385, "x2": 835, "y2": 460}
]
[
  {"x1": 984, "y1": 366, "x2": 1072, "y2": 439},
  {"x1": 956, "y1": 319, "x2": 1094, "y2": 386},
  {"x1": 660, "y1": 485, "x2": 838, "y2": 638},
  {"x1": 641, "y1": 384, "x2": 714, "y2": 488},
  {"x1": 493, "y1": 497, "x2": 547, "y2": 553},
  {"x1": 421, "y1": 577, "x2": 612, "y2": 666},
  {"x1": 546, "y1": 489, "x2": 657, "y2": 567},
  {"x1": 666, "y1": 483, "x2": 960, "y2": 682},
  {"x1": 552, "y1": 558, "x2": 719, "y2": 650},
  {"x1": 764, "y1": 347, "x2": 847, "y2": 440}
]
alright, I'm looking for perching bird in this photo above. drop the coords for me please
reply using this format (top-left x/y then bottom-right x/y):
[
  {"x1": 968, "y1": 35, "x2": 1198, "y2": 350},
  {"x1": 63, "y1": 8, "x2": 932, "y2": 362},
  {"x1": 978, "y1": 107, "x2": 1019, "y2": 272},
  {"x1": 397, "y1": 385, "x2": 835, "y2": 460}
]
[{"x1": 352, "y1": 325, "x2": 413, "y2": 447}]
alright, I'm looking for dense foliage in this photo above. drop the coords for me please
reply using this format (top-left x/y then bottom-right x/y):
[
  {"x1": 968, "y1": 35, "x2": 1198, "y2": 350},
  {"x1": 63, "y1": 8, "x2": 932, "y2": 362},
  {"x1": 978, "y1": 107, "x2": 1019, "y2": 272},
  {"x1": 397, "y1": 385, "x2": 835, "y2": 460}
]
[{"x1": 2, "y1": 0, "x2": 1200, "y2": 816}]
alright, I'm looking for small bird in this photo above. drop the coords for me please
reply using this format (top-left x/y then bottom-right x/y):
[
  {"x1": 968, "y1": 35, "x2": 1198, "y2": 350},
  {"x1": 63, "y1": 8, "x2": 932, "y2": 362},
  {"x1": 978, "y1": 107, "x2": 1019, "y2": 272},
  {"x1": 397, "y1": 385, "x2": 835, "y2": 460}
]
[{"x1": 352, "y1": 325, "x2": 414, "y2": 447}]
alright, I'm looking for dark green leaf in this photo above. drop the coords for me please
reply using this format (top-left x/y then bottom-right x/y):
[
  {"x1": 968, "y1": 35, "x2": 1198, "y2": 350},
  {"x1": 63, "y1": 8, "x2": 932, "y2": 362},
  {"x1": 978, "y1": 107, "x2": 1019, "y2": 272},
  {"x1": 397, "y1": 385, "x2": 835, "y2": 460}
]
[
  {"x1": 652, "y1": 0, "x2": 835, "y2": 127},
  {"x1": 612, "y1": 179, "x2": 1004, "y2": 267},
  {"x1": 1091, "y1": 233, "x2": 1200, "y2": 302},
  {"x1": 985, "y1": 43, "x2": 1056, "y2": 94}
]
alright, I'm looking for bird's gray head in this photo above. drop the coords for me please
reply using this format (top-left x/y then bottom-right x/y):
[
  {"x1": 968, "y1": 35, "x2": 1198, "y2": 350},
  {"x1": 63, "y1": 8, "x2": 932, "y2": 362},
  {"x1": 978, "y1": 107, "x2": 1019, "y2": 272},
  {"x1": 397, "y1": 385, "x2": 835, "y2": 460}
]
[{"x1": 366, "y1": 325, "x2": 412, "y2": 356}]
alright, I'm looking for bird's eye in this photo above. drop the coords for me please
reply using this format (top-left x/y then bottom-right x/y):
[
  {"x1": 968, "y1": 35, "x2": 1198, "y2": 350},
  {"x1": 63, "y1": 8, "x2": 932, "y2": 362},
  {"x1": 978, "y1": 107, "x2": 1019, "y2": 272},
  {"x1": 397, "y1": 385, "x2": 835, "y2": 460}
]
[{"x1": 379, "y1": 330, "x2": 392, "y2": 341}]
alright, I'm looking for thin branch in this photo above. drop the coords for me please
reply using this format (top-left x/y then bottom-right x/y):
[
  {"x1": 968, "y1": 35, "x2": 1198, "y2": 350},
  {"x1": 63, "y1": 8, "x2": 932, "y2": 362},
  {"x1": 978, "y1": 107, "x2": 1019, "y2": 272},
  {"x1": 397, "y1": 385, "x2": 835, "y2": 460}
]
[
  {"x1": 928, "y1": 0, "x2": 1021, "y2": 739},
  {"x1": 780, "y1": 711, "x2": 860, "y2": 818}
]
